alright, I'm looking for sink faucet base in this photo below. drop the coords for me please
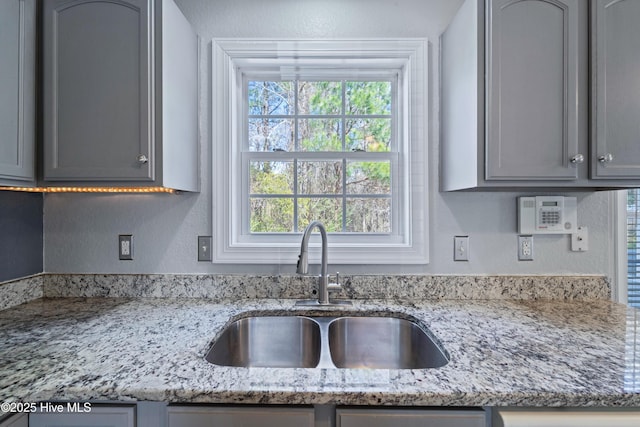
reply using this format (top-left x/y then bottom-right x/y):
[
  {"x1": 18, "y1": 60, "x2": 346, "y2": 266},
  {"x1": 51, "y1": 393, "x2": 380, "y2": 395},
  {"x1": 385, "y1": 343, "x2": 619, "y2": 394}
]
[{"x1": 295, "y1": 299, "x2": 353, "y2": 307}]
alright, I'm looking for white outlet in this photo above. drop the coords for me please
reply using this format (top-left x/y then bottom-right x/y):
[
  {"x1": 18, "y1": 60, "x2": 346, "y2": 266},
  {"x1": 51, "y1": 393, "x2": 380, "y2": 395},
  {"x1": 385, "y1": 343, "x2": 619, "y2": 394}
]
[
  {"x1": 119, "y1": 234, "x2": 133, "y2": 260},
  {"x1": 121, "y1": 240, "x2": 130, "y2": 256},
  {"x1": 518, "y1": 235, "x2": 533, "y2": 261}
]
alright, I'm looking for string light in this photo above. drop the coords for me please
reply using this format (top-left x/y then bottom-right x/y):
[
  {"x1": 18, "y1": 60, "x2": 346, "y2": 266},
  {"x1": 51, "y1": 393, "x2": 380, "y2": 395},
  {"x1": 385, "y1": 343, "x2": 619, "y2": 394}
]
[{"x1": 0, "y1": 187, "x2": 177, "y2": 194}]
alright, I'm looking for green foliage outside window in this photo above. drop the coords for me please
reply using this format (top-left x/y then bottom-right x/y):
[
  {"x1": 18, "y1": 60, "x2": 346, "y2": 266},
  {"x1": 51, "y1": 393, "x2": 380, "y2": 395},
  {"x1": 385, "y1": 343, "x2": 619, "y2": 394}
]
[{"x1": 248, "y1": 80, "x2": 393, "y2": 233}]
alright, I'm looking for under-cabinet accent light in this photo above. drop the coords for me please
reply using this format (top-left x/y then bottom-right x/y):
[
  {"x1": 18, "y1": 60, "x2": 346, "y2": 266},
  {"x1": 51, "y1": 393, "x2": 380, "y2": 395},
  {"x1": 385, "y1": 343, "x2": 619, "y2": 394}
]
[{"x1": 0, "y1": 186, "x2": 177, "y2": 194}]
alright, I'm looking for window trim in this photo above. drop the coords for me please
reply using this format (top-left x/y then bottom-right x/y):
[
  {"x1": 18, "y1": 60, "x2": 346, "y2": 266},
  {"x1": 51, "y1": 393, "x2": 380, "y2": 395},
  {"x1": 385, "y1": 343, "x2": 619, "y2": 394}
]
[{"x1": 211, "y1": 39, "x2": 429, "y2": 265}]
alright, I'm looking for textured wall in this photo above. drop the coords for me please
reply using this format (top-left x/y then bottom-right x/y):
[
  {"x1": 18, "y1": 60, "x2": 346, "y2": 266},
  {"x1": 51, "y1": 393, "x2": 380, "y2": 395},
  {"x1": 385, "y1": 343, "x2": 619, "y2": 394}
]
[
  {"x1": 44, "y1": 0, "x2": 617, "y2": 278},
  {"x1": 0, "y1": 191, "x2": 43, "y2": 281}
]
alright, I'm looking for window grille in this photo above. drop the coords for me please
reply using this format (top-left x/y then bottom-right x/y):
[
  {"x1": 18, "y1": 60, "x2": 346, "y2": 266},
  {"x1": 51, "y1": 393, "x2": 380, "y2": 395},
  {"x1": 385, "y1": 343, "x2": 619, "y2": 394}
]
[{"x1": 245, "y1": 79, "x2": 395, "y2": 234}]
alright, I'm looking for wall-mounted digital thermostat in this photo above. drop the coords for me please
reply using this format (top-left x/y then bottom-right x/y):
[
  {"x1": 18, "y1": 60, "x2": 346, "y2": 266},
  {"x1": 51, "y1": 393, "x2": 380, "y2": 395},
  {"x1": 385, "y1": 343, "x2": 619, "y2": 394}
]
[{"x1": 518, "y1": 196, "x2": 577, "y2": 234}]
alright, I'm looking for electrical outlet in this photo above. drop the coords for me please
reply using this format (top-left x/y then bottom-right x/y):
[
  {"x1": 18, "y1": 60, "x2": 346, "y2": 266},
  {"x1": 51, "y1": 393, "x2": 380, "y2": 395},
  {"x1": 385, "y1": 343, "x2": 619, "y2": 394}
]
[
  {"x1": 119, "y1": 234, "x2": 133, "y2": 260},
  {"x1": 198, "y1": 236, "x2": 212, "y2": 261},
  {"x1": 518, "y1": 235, "x2": 533, "y2": 261},
  {"x1": 454, "y1": 236, "x2": 469, "y2": 261}
]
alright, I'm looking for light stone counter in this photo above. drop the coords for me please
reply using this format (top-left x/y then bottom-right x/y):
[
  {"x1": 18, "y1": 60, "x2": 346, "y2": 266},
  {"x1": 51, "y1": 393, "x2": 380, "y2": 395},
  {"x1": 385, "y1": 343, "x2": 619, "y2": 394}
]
[
  {"x1": 0, "y1": 274, "x2": 611, "y2": 311},
  {"x1": 1, "y1": 293, "x2": 639, "y2": 407}
]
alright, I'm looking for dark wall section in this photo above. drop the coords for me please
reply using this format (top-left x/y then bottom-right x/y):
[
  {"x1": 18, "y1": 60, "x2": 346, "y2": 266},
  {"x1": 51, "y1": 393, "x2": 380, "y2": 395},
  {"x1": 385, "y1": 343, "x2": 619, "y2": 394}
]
[{"x1": 0, "y1": 191, "x2": 43, "y2": 282}]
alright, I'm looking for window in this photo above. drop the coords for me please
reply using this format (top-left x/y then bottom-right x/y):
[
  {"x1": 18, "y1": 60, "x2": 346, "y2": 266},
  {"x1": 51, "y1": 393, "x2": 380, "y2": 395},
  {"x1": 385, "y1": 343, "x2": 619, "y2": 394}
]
[
  {"x1": 212, "y1": 40, "x2": 428, "y2": 264},
  {"x1": 246, "y1": 79, "x2": 394, "y2": 234},
  {"x1": 627, "y1": 189, "x2": 640, "y2": 308}
]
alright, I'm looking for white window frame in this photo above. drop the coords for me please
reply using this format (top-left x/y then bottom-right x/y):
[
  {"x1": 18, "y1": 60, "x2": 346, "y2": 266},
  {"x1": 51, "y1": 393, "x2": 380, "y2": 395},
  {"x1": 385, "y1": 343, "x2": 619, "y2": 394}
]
[
  {"x1": 616, "y1": 190, "x2": 627, "y2": 304},
  {"x1": 211, "y1": 39, "x2": 428, "y2": 265}
]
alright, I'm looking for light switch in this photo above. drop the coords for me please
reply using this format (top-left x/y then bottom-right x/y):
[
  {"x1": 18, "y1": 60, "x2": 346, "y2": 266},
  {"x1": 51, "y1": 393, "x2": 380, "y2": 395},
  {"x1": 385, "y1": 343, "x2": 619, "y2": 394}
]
[
  {"x1": 198, "y1": 236, "x2": 213, "y2": 261},
  {"x1": 454, "y1": 236, "x2": 469, "y2": 261}
]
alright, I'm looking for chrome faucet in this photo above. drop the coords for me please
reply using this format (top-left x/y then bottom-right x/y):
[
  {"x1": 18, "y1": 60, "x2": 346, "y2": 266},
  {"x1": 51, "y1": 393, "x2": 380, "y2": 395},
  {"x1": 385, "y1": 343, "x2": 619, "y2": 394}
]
[{"x1": 296, "y1": 221, "x2": 346, "y2": 305}]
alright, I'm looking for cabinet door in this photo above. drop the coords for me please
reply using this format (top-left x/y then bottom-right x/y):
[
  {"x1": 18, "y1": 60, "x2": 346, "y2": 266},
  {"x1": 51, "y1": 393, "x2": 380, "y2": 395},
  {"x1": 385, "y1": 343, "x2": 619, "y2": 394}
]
[
  {"x1": 592, "y1": 0, "x2": 640, "y2": 179},
  {"x1": 29, "y1": 406, "x2": 134, "y2": 427},
  {"x1": 486, "y1": 0, "x2": 582, "y2": 181},
  {"x1": 0, "y1": 414, "x2": 28, "y2": 427},
  {"x1": 43, "y1": 0, "x2": 153, "y2": 182},
  {"x1": 494, "y1": 409, "x2": 640, "y2": 427},
  {"x1": 336, "y1": 408, "x2": 486, "y2": 427},
  {"x1": 0, "y1": 0, "x2": 35, "y2": 186},
  {"x1": 167, "y1": 406, "x2": 315, "y2": 427}
]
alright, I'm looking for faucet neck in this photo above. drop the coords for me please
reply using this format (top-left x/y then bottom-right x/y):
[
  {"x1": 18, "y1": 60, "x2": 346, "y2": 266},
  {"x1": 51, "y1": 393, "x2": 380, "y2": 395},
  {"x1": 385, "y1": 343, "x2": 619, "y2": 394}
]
[
  {"x1": 297, "y1": 220, "x2": 328, "y2": 276},
  {"x1": 297, "y1": 221, "x2": 330, "y2": 304}
]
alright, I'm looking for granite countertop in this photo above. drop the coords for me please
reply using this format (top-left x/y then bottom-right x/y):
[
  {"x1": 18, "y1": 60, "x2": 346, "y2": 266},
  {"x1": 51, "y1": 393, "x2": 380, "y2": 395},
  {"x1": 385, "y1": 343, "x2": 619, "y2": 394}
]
[{"x1": 1, "y1": 294, "x2": 640, "y2": 407}]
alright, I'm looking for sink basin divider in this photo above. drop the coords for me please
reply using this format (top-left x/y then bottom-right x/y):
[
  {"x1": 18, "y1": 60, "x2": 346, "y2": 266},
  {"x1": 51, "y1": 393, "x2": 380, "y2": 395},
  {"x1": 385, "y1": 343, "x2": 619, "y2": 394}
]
[{"x1": 308, "y1": 316, "x2": 337, "y2": 369}]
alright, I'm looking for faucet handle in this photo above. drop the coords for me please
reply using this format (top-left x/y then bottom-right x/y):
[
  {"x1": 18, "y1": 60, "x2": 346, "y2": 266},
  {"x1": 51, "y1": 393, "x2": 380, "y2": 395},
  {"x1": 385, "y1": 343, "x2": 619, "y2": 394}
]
[{"x1": 327, "y1": 272, "x2": 342, "y2": 292}]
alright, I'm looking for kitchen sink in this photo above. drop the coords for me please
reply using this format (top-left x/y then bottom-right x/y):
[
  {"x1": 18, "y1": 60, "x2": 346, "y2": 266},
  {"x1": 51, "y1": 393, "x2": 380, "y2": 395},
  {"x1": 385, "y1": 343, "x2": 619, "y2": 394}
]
[
  {"x1": 206, "y1": 314, "x2": 449, "y2": 370},
  {"x1": 328, "y1": 316, "x2": 449, "y2": 369},
  {"x1": 205, "y1": 316, "x2": 321, "y2": 368}
]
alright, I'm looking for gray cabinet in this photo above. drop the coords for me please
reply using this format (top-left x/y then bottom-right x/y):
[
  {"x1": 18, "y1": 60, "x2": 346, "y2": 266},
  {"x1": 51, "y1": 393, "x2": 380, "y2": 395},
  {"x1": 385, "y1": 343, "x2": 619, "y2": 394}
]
[
  {"x1": 43, "y1": 0, "x2": 199, "y2": 191},
  {"x1": 442, "y1": 0, "x2": 588, "y2": 191},
  {"x1": 441, "y1": 0, "x2": 640, "y2": 191},
  {"x1": 29, "y1": 405, "x2": 134, "y2": 427},
  {"x1": 336, "y1": 408, "x2": 486, "y2": 427},
  {"x1": 166, "y1": 406, "x2": 314, "y2": 427},
  {"x1": 0, "y1": 414, "x2": 28, "y2": 427},
  {"x1": 486, "y1": 0, "x2": 582, "y2": 181},
  {"x1": 0, "y1": 0, "x2": 36, "y2": 187},
  {"x1": 591, "y1": 0, "x2": 640, "y2": 179}
]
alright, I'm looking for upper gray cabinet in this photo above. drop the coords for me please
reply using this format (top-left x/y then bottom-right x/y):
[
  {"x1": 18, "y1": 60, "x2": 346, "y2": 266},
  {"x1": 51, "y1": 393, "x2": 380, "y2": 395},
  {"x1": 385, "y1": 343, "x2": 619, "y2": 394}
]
[
  {"x1": 43, "y1": 0, "x2": 199, "y2": 191},
  {"x1": 441, "y1": 0, "x2": 640, "y2": 191},
  {"x1": 591, "y1": 0, "x2": 640, "y2": 179},
  {"x1": 0, "y1": 0, "x2": 35, "y2": 187},
  {"x1": 486, "y1": 0, "x2": 581, "y2": 181}
]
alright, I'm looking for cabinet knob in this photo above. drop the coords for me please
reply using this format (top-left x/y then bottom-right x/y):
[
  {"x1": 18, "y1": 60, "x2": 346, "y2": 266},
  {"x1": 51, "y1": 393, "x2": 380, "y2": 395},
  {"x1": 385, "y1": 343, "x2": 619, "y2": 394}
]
[
  {"x1": 137, "y1": 154, "x2": 149, "y2": 164},
  {"x1": 598, "y1": 153, "x2": 614, "y2": 164},
  {"x1": 570, "y1": 154, "x2": 584, "y2": 164}
]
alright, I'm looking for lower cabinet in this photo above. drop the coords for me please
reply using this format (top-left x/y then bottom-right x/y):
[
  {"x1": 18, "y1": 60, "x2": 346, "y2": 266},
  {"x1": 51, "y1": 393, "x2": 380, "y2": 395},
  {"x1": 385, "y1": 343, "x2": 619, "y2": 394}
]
[
  {"x1": 0, "y1": 414, "x2": 28, "y2": 427},
  {"x1": 166, "y1": 406, "x2": 315, "y2": 427},
  {"x1": 493, "y1": 408, "x2": 640, "y2": 427},
  {"x1": 336, "y1": 407, "x2": 486, "y2": 427},
  {"x1": 167, "y1": 405, "x2": 487, "y2": 427},
  {"x1": 21, "y1": 403, "x2": 640, "y2": 427},
  {"x1": 29, "y1": 405, "x2": 134, "y2": 427}
]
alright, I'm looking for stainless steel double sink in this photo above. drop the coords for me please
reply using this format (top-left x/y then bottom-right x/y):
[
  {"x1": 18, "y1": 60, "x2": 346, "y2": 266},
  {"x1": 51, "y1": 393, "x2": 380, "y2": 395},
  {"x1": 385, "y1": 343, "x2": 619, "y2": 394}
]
[{"x1": 205, "y1": 314, "x2": 449, "y2": 369}]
